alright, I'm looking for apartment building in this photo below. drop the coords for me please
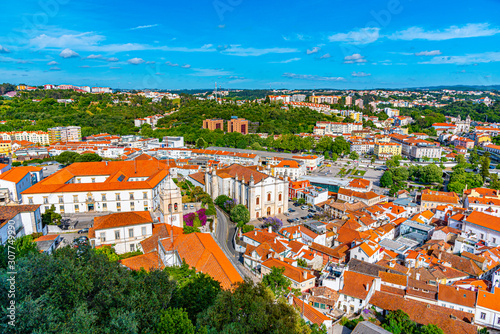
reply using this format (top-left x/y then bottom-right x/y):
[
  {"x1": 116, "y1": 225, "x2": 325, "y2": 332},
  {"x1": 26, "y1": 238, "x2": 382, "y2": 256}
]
[
  {"x1": 0, "y1": 131, "x2": 50, "y2": 146},
  {"x1": 374, "y1": 143, "x2": 402, "y2": 159},
  {"x1": 227, "y1": 117, "x2": 249, "y2": 135},
  {"x1": 48, "y1": 126, "x2": 82, "y2": 144},
  {"x1": 314, "y1": 121, "x2": 363, "y2": 135},
  {"x1": 310, "y1": 95, "x2": 339, "y2": 104},
  {"x1": 202, "y1": 118, "x2": 224, "y2": 131}
]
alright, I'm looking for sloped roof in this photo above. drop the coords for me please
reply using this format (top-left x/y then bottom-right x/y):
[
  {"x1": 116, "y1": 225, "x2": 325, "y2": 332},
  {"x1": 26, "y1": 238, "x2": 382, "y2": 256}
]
[
  {"x1": 261, "y1": 258, "x2": 315, "y2": 283},
  {"x1": 120, "y1": 251, "x2": 164, "y2": 271},
  {"x1": 92, "y1": 211, "x2": 152, "y2": 231}
]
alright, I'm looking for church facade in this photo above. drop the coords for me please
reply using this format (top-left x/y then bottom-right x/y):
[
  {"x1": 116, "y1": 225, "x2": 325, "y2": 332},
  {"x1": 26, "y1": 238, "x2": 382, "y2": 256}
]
[{"x1": 188, "y1": 164, "x2": 288, "y2": 220}]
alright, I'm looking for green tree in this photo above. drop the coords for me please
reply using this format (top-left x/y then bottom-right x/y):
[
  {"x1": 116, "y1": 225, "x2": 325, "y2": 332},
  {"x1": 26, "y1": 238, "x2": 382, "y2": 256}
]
[
  {"x1": 419, "y1": 324, "x2": 444, "y2": 334},
  {"x1": 197, "y1": 280, "x2": 311, "y2": 333},
  {"x1": 214, "y1": 195, "x2": 231, "y2": 207},
  {"x1": 349, "y1": 151, "x2": 359, "y2": 161},
  {"x1": 41, "y1": 204, "x2": 62, "y2": 226},
  {"x1": 331, "y1": 153, "x2": 338, "y2": 162},
  {"x1": 183, "y1": 226, "x2": 201, "y2": 234},
  {"x1": 55, "y1": 151, "x2": 80, "y2": 165},
  {"x1": 380, "y1": 171, "x2": 394, "y2": 188},
  {"x1": 419, "y1": 164, "x2": 443, "y2": 184},
  {"x1": 490, "y1": 173, "x2": 500, "y2": 190},
  {"x1": 156, "y1": 308, "x2": 196, "y2": 334},
  {"x1": 262, "y1": 267, "x2": 292, "y2": 299},
  {"x1": 94, "y1": 245, "x2": 119, "y2": 262},
  {"x1": 195, "y1": 137, "x2": 207, "y2": 148},
  {"x1": 480, "y1": 156, "x2": 491, "y2": 180},
  {"x1": 75, "y1": 153, "x2": 103, "y2": 162},
  {"x1": 230, "y1": 204, "x2": 250, "y2": 225}
]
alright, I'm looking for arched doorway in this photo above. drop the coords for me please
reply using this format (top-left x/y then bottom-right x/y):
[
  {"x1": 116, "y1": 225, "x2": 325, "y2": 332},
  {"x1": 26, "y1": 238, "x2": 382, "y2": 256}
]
[{"x1": 267, "y1": 207, "x2": 271, "y2": 216}]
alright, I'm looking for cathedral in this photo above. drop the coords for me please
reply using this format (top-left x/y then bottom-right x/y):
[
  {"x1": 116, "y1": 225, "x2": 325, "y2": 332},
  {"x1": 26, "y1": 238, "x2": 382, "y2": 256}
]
[
  {"x1": 188, "y1": 164, "x2": 288, "y2": 220},
  {"x1": 454, "y1": 114, "x2": 471, "y2": 133}
]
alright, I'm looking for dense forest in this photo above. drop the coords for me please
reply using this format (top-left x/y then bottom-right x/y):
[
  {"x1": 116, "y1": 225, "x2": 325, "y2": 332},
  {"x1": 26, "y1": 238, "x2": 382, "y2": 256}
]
[{"x1": 0, "y1": 90, "x2": 176, "y2": 137}]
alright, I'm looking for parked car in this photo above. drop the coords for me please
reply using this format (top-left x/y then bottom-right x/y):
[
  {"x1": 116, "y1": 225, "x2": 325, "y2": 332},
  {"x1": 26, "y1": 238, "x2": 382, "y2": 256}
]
[
  {"x1": 288, "y1": 208, "x2": 295, "y2": 212},
  {"x1": 287, "y1": 218, "x2": 294, "y2": 223},
  {"x1": 77, "y1": 228, "x2": 89, "y2": 234},
  {"x1": 294, "y1": 218, "x2": 300, "y2": 222},
  {"x1": 301, "y1": 206, "x2": 308, "y2": 210},
  {"x1": 301, "y1": 216, "x2": 308, "y2": 220},
  {"x1": 308, "y1": 209, "x2": 316, "y2": 213},
  {"x1": 293, "y1": 203, "x2": 300, "y2": 207},
  {"x1": 307, "y1": 213, "x2": 315, "y2": 218}
]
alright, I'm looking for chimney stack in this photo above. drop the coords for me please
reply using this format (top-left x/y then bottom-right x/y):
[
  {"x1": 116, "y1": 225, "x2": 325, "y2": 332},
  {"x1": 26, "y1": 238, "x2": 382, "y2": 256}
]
[
  {"x1": 303, "y1": 270, "x2": 307, "y2": 280},
  {"x1": 365, "y1": 283, "x2": 370, "y2": 291},
  {"x1": 416, "y1": 273, "x2": 420, "y2": 281},
  {"x1": 268, "y1": 226, "x2": 272, "y2": 234}
]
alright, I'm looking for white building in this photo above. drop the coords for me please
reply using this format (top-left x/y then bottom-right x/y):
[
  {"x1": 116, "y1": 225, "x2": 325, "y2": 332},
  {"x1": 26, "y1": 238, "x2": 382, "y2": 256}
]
[
  {"x1": 189, "y1": 164, "x2": 288, "y2": 220},
  {"x1": 271, "y1": 160, "x2": 306, "y2": 180},
  {"x1": 475, "y1": 288, "x2": 500, "y2": 330},
  {"x1": 314, "y1": 122, "x2": 363, "y2": 135},
  {"x1": 89, "y1": 211, "x2": 154, "y2": 254},
  {"x1": 462, "y1": 211, "x2": 500, "y2": 247},
  {"x1": 0, "y1": 167, "x2": 43, "y2": 203},
  {"x1": 0, "y1": 204, "x2": 42, "y2": 244},
  {"x1": 21, "y1": 157, "x2": 175, "y2": 215}
]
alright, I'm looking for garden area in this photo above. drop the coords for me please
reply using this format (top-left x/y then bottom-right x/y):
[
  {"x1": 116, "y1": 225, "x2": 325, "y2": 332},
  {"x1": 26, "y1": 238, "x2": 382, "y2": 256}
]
[{"x1": 215, "y1": 195, "x2": 254, "y2": 233}]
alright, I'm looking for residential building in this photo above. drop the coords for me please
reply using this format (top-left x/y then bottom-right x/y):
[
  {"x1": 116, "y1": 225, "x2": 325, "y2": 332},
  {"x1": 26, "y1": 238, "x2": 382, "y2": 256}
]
[
  {"x1": 261, "y1": 258, "x2": 316, "y2": 292},
  {"x1": 314, "y1": 121, "x2": 363, "y2": 135},
  {"x1": 227, "y1": 117, "x2": 249, "y2": 135},
  {"x1": 202, "y1": 118, "x2": 224, "y2": 131},
  {"x1": 0, "y1": 204, "x2": 42, "y2": 244},
  {"x1": 163, "y1": 136, "x2": 185, "y2": 148},
  {"x1": 463, "y1": 211, "x2": 500, "y2": 247},
  {"x1": 420, "y1": 189, "x2": 460, "y2": 210},
  {"x1": 48, "y1": 126, "x2": 82, "y2": 144},
  {"x1": 291, "y1": 155, "x2": 323, "y2": 171},
  {"x1": 374, "y1": 143, "x2": 402, "y2": 159},
  {"x1": 271, "y1": 160, "x2": 306, "y2": 180},
  {"x1": 338, "y1": 270, "x2": 378, "y2": 314},
  {"x1": 89, "y1": 211, "x2": 154, "y2": 253},
  {"x1": 0, "y1": 167, "x2": 43, "y2": 203},
  {"x1": 475, "y1": 288, "x2": 500, "y2": 330}
]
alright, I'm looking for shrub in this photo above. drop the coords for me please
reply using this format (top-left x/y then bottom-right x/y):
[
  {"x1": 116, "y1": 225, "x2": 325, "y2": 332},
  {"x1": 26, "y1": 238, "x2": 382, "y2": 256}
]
[
  {"x1": 242, "y1": 225, "x2": 255, "y2": 233},
  {"x1": 262, "y1": 217, "x2": 283, "y2": 233}
]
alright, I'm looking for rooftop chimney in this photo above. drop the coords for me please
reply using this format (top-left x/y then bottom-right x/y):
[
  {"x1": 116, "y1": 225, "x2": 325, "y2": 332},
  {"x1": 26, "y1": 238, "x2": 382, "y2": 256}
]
[
  {"x1": 365, "y1": 283, "x2": 370, "y2": 291},
  {"x1": 416, "y1": 273, "x2": 420, "y2": 281},
  {"x1": 254, "y1": 230, "x2": 257, "y2": 236},
  {"x1": 303, "y1": 271, "x2": 307, "y2": 280},
  {"x1": 268, "y1": 226, "x2": 272, "y2": 234}
]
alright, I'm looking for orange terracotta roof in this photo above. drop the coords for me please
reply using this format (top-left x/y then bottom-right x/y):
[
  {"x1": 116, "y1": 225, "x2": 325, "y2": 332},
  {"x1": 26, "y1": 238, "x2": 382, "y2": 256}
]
[
  {"x1": 92, "y1": 211, "x2": 152, "y2": 231},
  {"x1": 261, "y1": 258, "x2": 315, "y2": 283},
  {"x1": 160, "y1": 232, "x2": 243, "y2": 290},
  {"x1": 119, "y1": 251, "x2": 164, "y2": 271},
  {"x1": 438, "y1": 284, "x2": 476, "y2": 308},
  {"x1": 34, "y1": 234, "x2": 59, "y2": 242},
  {"x1": 340, "y1": 271, "x2": 375, "y2": 300},
  {"x1": 465, "y1": 211, "x2": 500, "y2": 233},
  {"x1": 291, "y1": 295, "x2": 331, "y2": 326},
  {"x1": 0, "y1": 167, "x2": 37, "y2": 183}
]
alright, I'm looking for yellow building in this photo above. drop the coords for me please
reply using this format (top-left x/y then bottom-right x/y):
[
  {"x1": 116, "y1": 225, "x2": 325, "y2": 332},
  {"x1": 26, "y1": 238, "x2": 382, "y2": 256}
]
[
  {"x1": 0, "y1": 141, "x2": 12, "y2": 155},
  {"x1": 476, "y1": 134, "x2": 491, "y2": 146},
  {"x1": 374, "y1": 143, "x2": 402, "y2": 158},
  {"x1": 16, "y1": 85, "x2": 27, "y2": 91}
]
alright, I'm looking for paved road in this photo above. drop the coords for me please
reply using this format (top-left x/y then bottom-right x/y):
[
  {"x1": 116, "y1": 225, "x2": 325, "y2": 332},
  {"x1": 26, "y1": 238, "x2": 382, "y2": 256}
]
[{"x1": 215, "y1": 207, "x2": 257, "y2": 280}]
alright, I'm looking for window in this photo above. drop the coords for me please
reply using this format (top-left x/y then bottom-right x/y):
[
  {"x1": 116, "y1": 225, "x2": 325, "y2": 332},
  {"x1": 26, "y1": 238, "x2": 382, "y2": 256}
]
[
  {"x1": 129, "y1": 228, "x2": 134, "y2": 238},
  {"x1": 174, "y1": 203, "x2": 178, "y2": 211},
  {"x1": 74, "y1": 204, "x2": 79, "y2": 212},
  {"x1": 144, "y1": 201, "x2": 148, "y2": 210},
  {"x1": 142, "y1": 227, "x2": 147, "y2": 235},
  {"x1": 278, "y1": 193, "x2": 282, "y2": 201},
  {"x1": 115, "y1": 230, "x2": 120, "y2": 240},
  {"x1": 99, "y1": 232, "x2": 106, "y2": 242},
  {"x1": 256, "y1": 197, "x2": 260, "y2": 205},
  {"x1": 497, "y1": 317, "x2": 500, "y2": 325},
  {"x1": 143, "y1": 192, "x2": 148, "y2": 199},
  {"x1": 43, "y1": 197, "x2": 48, "y2": 204},
  {"x1": 493, "y1": 237, "x2": 497, "y2": 244},
  {"x1": 91, "y1": 178, "x2": 95, "y2": 183},
  {"x1": 480, "y1": 233, "x2": 484, "y2": 240},
  {"x1": 130, "y1": 244, "x2": 135, "y2": 252},
  {"x1": 28, "y1": 197, "x2": 33, "y2": 204},
  {"x1": 267, "y1": 193, "x2": 271, "y2": 201},
  {"x1": 102, "y1": 194, "x2": 106, "y2": 201},
  {"x1": 129, "y1": 193, "x2": 134, "y2": 200},
  {"x1": 480, "y1": 312, "x2": 486, "y2": 320},
  {"x1": 77, "y1": 178, "x2": 81, "y2": 183},
  {"x1": 58, "y1": 196, "x2": 63, "y2": 203},
  {"x1": 60, "y1": 205, "x2": 64, "y2": 213},
  {"x1": 103, "y1": 203, "x2": 107, "y2": 210},
  {"x1": 115, "y1": 193, "x2": 120, "y2": 201},
  {"x1": 73, "y1": 195, "x2": 78, "y2": 203}
]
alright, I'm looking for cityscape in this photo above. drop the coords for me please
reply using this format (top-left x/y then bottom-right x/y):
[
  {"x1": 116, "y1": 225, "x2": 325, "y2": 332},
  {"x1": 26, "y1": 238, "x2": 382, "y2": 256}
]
[{"x1": 1, "y1": 1, "x2": 500, "y2": 334}]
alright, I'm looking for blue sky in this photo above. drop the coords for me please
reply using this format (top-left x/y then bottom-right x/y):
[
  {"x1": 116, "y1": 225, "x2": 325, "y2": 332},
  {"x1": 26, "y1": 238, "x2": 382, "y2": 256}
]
[{"x1": 1, "y1": 0, "x2": 500, "y2": 89}]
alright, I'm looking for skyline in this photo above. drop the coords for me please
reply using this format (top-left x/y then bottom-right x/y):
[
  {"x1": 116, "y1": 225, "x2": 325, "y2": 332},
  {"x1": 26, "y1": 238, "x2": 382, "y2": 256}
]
[{"x1": 1, "y1": 0, "x2": 500, "y2": 89}]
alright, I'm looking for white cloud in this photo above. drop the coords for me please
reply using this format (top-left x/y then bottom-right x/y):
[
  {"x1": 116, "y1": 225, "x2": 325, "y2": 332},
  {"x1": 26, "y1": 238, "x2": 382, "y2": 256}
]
[
  {"x1": 79, "y1": 65, "x2": 91, "y2": 68},
  {"x1": 220, "y1": 45, "x2": 298, "y2": 56},
  {"x1": 352, "y1": 71, "x2": 371, "y2": 77},
  {"x1": 146, "y1": 61, "x2": 155, "y2": 64},
  {"x1": 47, "y1": 61, "x2": 58, "y2": 65},
  {"x1": 390, "y1": 23, "x2": 500, "y2": 41},
  {"x1": 110, "y1": 66, "x2": 121, "y2": 69},
  {"x1": 166, "y1": 62, "x2": 179, "y2": 67},
  {"x1": 31, "y1": 33, "x2": 105, "y2": 49},
  {"x1": 218, "y1": 25, "x2": 225, "y2": 29},
  {"x1": 306, "y1": 47, "x2": 321, "y2": 55},
  {"x1": 328, "y1": 27, "x2": 380, "y2": 45},
  {"x1": 130, "y1": 24, "x2": 159, "y2": 30},
  {"x1": 270, "y1": 57, "x2": 301, "y2": 64},
  {"x1": 86, "y1": 54, "x2": 103, "y2": 59},
  {"x1": 127, "y1": 57, "x2": 145, "y2": 65},
  {"x1": 181, "y1": 64, "x2": 191, "y2": 68},
  {"x1": 320, "y1": 53, "x2": 331, "y2": 59},
  {"x1": 283, "y1": 73, "x2": 345, "y2": 81},
  {"x1": 59, "y1": 48, "x2": 79, "y2": 58},
  {"x1": 190, "y1": 68, "x2": 232, "y2": 76},
  {"x1": 419, "y1": 52, "x2": 500, "y2": 65},
  {"x1": 49, "y1": 67, "x2": 61, "y2": 71},
  {"x1": 107, "y1": 57, "x2": 119, "y2": 62},
  {"x1": 0, "y1": 45, "x2": 10, "y2": 53},
  {"x1": 414, "y1": 50, "x2": 442, "y2": 56},
  {"x1": 343, "y1": 54, "x2": 366, "y2": 63}
]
